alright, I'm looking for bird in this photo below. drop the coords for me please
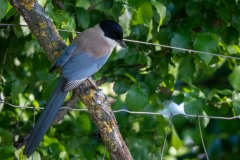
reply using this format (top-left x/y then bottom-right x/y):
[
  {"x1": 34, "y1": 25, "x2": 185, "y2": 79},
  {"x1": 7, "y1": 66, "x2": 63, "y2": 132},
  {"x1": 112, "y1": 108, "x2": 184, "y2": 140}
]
[{"x1": 23, "y1": 19, "x2": 126, "y2": 157}]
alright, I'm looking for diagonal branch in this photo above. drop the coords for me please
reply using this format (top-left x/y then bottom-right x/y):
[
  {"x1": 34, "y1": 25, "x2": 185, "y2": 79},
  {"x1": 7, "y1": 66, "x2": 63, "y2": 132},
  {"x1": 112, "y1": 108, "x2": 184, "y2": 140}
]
[{"x1": 10, "y1": 0, "x2": 132, "y2": 159}]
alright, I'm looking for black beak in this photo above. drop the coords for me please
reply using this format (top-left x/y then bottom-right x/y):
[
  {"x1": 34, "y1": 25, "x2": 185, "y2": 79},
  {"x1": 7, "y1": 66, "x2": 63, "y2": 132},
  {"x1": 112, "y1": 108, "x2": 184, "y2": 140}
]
[{"x1": 117, "y1": 39, "x2": 127, "y2": 48}]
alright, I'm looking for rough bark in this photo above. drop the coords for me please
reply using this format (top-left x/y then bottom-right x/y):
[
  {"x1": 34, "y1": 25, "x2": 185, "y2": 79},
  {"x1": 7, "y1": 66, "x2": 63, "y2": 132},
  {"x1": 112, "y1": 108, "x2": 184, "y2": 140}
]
[{"x1": 10, "y1": 0, "x2": 133, "y2": 159}]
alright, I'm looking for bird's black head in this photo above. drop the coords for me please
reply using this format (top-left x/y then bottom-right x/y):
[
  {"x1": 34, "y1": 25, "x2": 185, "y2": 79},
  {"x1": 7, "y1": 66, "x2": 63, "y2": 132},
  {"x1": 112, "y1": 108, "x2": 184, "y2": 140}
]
[{"x1": 99, "y1": 20, "x2": 127, "y2": 48}]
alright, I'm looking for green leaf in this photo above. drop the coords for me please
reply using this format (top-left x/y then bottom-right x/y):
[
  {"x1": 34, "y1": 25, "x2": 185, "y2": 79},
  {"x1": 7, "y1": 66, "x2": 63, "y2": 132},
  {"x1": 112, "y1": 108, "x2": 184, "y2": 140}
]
[
  {"x1": 15, "y1": 148, "x2": 41, "y2": 160},
  {"x1": 0, "y1": 0, "x2": 8, "y2": 20},
  {"x1": 111, "y1": 2, "x2": 123, "y2": 20},
  {"x1": 184, "y1": 97, "x2": 204, "y2": 115},
  {"x1": 207, "y1": 89, "x2": 232, "y2": 101},
  {"x1": 127, "y1": 0, "x2": 147, "y2": 9},
  {"x1": 0, "y1": 128, "x2": 14, "y2": 159},
  {"x1": 46, "y1": 4, "x2": 75, "y2": 31},
  {"x1": 227, "y1": 45, "x2": 240, "y2": 54},
  {"x1": 135, "y1": 2, "x2": 153, "y2": 25},
  {"x1": 75, "y1": 113, "x2": 91, "y2": 134},
  {"x1": 152, "y1": 1, "x2": 166, "y2": 31},
  {"x1": 113, "y1": 81, "x2": 128, "y2": 94},
  {"x1": 185, "y1": 1, "x2": 201, "y2": 17},
  {"x1": 119, "y1": 5, "x2": 132, "y2": 36},
  {"x1": 125, "y1": 85, "x2": 148, "y2": 110},
  {"x1": 178, "y1": 56, "x2": 195, "y2": 83},
  {"x1": 171, "y1": 126, "x2": 183, "y2": 149},
  {"x1": 202, "y1": 111, "x2": 210, "y2": 127},
  {"x1": 218, "y1": 7, "x2": 231, "y2": 22},
  {"x1": 229, "y1": 66, "x2": 240, "y2": 91},
  {"x1": 0, "y1": 146, "x2": 15, "y2": 159},
  {"x1": 76, "y1": 7, "x2": 90, "y2": 29},
  {"x1": 11, "y1": 80, "x2": 28, "y2": 102},
  {"x1": 124, "y1": 53, "x2": 138, "y2": 65},
  {"x1": 171, "y1": 33, "x2": 190, "y2": 53},
  {"x1": 0, "y1": 128, "x2": 12, "y2": 145},
  {"x1": 232, "y1": 92, "x2": 240, "y2": 115},
  {"x1": 38, "y1": 0, "x2": 47, "y2": 7},
  {"x1": 193, "y1": 33, "x2": 218, "y2": 65},
  {"x1": 27, "y1": 152, "x2": 41, "y2": 160},
  {"x1": 5, "y1": 5, "x2": 15, "y2": 20},
  {"x1": 144, "y1": 72, "x2": 161, "y2": 92}
]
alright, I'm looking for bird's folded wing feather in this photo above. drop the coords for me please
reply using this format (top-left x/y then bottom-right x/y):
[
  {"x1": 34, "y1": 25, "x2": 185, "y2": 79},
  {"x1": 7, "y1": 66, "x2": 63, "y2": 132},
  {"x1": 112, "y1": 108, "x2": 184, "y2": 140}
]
[
  {"x1": 49, "y1": 43, "x2": 78, "y2": 72},
  {"x1": 61, "y1": 52, "x2": 110, "y2": 92}
]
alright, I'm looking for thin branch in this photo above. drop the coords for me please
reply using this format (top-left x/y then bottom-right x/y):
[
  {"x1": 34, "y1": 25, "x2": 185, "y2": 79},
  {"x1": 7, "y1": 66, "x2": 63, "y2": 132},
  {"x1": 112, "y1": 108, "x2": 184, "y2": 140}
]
[
  {"x1": 2, "y1": 100, "x2": 240, "y2": 120},
  {"x1": 160, "y1": 114, "x2": 172, "y2": 160},
  {"x1": 1, "y1": 22, "x2": 240, "y2": 61},
  {"x1": 198, "y1": 115, "x2": 209, "y2": 160}
]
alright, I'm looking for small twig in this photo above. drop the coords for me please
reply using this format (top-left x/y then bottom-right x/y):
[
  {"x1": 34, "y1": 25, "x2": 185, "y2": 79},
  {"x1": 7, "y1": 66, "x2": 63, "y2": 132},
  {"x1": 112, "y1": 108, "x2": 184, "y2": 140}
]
[
  {"x1": 1, "y1": 23, "x2": 240, "y2": 61},
  {"x1": 197, "y1": 115, "x2": 209, "y2": 160},
  {"x1": 2, "y1": 100, "x2": 240, "y2": 120},
  {"x1": 160, "y1": 114, "x2": 172, "y2": 160}
]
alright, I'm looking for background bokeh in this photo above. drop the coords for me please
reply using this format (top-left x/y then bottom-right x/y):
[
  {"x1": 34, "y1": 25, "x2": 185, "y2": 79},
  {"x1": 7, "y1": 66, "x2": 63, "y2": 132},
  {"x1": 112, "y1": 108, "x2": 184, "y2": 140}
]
[{"x1": 1, "y1": 0, "x2": 240, "y2": 159}]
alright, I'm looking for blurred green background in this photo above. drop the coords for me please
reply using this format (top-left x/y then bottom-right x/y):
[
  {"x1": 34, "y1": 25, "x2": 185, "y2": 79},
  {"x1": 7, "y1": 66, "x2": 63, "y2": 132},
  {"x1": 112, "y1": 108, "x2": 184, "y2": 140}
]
[{"x1": 1, "y1": 0, "x2": 240, "y2": 159}]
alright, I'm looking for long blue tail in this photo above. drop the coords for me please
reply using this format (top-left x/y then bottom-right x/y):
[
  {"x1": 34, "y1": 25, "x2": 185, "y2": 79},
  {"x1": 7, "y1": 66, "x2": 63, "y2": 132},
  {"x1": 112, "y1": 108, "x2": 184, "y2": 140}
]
[{"x1": 24, "y1": 78, "x2": 67, "y2": 156}]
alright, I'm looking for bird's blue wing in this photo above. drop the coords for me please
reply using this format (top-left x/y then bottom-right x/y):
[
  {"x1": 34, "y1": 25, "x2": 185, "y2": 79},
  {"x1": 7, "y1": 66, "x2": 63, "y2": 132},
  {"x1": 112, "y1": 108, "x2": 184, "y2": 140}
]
[
  {"x1": 49, "y1": 43, "x2": 77, "y2": 72},
  {"x1": 61, "y1": 52, "x2": 110, "y2": 92}
]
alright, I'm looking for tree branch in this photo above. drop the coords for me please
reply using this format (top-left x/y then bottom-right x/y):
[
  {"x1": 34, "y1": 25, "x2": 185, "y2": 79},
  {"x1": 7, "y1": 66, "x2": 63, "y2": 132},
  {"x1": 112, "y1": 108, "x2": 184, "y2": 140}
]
[{"x1": 10, "y1": 0, "x2": 132, "y2": 159}]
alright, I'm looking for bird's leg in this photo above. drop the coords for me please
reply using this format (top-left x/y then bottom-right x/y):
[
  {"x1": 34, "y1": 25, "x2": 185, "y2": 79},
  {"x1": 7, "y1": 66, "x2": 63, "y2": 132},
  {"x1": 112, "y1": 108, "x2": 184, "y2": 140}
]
[{"x1": 87, "y1": 77, "x2": 101, "y2": 91}]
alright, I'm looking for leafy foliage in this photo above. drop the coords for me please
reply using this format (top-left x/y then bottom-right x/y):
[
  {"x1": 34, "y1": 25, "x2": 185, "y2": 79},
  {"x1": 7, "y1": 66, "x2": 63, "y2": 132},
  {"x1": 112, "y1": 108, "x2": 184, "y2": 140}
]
[{"x1": 1, "y1": 0, "x2": 240, "y2": 159}]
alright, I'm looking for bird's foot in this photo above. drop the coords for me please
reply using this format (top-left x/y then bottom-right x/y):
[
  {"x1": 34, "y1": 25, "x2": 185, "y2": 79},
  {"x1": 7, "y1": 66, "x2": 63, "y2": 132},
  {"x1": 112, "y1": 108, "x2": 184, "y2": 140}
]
[{"x1": 87, "y1": 78, "x2": 102, "y2": 91}]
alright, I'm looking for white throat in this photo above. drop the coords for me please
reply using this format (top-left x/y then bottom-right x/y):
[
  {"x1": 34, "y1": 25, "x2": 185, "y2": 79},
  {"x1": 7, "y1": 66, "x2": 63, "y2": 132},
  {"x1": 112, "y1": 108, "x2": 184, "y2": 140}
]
[{"x1": 104, "y1": 36, "x2": 118, "y2": 48}]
